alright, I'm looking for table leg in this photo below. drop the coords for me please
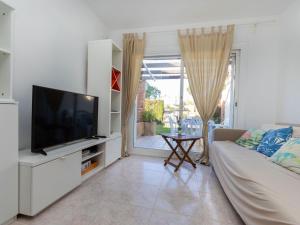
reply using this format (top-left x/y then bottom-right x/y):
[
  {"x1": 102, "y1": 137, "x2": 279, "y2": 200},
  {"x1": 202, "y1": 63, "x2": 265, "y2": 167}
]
[
  {"x1": 183, "y1": 140, "x2": 197, "y2": 167},
  {"x1": 162, "y1": 136, "x2": 181, "y2": 166},
  {"x1": 161, "y1": 135, "x2": 199, "y2": 172},
  {"x1": 175, "y1": 140, "x2": 197, "y2": 172}
]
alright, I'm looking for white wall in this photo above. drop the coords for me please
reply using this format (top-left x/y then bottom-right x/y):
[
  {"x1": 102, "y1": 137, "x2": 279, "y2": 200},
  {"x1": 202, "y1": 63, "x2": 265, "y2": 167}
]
[
  {"x1": 277, "y1": 1, "x2": 300, "y2": 124},
  {"x1": 235, "y1": 22, "x2": 279, "y2": 129},
  {"x1": 7, "y1": 0, "x2": 107, "y2": 149},
  {"x1": 110, "y1": 18, "x2": 280, "y2": 131}
]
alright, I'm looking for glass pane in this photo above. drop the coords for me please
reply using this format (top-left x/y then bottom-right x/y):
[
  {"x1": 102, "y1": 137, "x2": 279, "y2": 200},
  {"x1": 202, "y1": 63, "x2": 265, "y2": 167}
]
[
  {"x1": 183, "y1": 55, "x2": 236, "y2": 127},
  {"x1": 182, "y1": 77, "x2": 199, "y2": 118},
  {"x1": 135, "y1": 55, "x2": 236, "y2": 151},
  {"x1": 135, "y1": 57, "x2": 182, "y2": 150}
]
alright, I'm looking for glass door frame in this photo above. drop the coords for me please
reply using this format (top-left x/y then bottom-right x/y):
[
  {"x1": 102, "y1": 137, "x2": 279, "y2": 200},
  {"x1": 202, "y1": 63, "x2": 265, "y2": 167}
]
[
  {"x1": 133, "y1": 55, "x2": 183, "y2": 153},
  {"x1": 231, "y1": 50, "x2": 240, "y2": 128},
  {"x1": 131, "y1": 52, "x2": 240, "y2": 154}
]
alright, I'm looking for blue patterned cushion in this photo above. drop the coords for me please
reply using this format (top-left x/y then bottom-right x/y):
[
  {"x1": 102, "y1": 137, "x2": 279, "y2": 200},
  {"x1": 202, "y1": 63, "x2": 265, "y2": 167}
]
[{"x1": 256, "y1": 127, "x2": 293, "y2": 157}]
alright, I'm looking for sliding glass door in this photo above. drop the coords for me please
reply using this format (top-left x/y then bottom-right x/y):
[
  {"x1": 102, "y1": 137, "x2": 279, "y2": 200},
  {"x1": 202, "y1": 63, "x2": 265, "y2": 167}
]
[{"x1": 134, "y1": 53, "x2": 238, "y2": 151}]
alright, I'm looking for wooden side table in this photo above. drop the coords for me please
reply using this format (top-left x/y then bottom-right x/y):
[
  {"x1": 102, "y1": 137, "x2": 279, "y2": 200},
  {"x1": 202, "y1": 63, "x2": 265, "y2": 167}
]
[{"x1": 161, "y1": 133, "x2": 202, "y2": 172}]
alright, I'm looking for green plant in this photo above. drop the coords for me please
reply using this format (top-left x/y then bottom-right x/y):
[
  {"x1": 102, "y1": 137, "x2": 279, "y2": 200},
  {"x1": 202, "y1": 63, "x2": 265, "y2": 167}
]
[
  {"x1": 144, "y1": 99, "x2": 164, "y2": 123},
  {"x1": 142, "y1": 111, "x2": 156, "y2": 122},
  {"x1": 156, "y1": 124, "x2": 171, "y2": 135},
  {"x1": 145, "y1": 83, "x2": 161, "y2": 99},
  {"x1": 212, "y1": 106, "x2": 221, "y2": 124}
]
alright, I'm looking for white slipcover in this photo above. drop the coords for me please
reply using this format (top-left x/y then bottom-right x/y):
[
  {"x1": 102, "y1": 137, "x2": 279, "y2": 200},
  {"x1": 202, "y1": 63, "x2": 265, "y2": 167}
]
[{"x1": 210, "y1": 141, "x2": 300, "y2": 225}]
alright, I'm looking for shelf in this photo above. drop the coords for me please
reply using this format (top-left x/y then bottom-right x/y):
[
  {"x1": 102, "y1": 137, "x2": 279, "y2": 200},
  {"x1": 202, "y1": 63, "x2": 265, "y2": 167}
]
[
  {"x1": 110, "y1": 132, "x2": 121, "y2": 139},
  {"x1": 110, "y1": 112, "x2": 121, "y2": 134},
  {"x1": 82, "y1": 151, "x2": 104, "y2": 162},
  {"x1": 0, "y1": 99, "x2": 16, "y2": 104},
  {"x1": 0, "y1": 50, "x2": 11, "y2": 99},
  {"x1": 111, "y1": 89, "x2": 121, "y2": 93},
  {"x1": 112, "y1": 41, "x2": 122, "y2": 52},
  {"x1": 0, "y1": 48, "x2": 10, "y2": 55},
  {"x1": 0, "y1": 1, "x2": 14, "y2": 11},
  {"x1": 111, "y1": 111, "x2": 120, "y2": 114},
  {"x1": 0, "y1": 2, "x2": 13, "y2": 103},
  {"x1": 81, "y1": 165, "x2": 104, "y2": 182},
  {"x1": 111, "y1": 67, "x2": 121, "y2": 92},
  {"x1": 112, "y1": 66, "x2": 121, "y2": 72}
]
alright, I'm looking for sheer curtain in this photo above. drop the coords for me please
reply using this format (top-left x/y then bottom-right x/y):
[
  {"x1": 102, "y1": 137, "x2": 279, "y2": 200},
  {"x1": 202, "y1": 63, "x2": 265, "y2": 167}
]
[
  {"x1": 178, "y1": 25, "x2": 235, "y2": 165},
  {"x1": 121, "y1": 33, "x2": 146, "y2": 157}
]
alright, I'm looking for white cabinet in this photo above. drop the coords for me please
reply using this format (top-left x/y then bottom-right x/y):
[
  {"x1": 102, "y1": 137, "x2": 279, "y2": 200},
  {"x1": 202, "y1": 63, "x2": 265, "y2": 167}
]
[
  {"x1": 87, "y1": 39, "x2": 122, "y2": 137},
  {"x1": 0, "y1": 103, "x2": 18, "y2": 224},
  {"x1": 19, "y1": 151, "x2": 81, "y2": 216},
  {"x1": 19, "y1": 136, "x2": 122, "y2": 217},
  {"x1": 87, "y1": 39, "x2": 122, "y2": 167},
  {"x1": 105, "y1": 137, "x2": 121, "y2": 167}
]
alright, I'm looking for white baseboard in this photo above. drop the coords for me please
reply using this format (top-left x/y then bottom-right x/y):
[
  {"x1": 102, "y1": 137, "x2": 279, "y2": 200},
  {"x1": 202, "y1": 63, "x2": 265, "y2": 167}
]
[
  {"x1": 1, "y1": 216, "x2": 17, "y2": 225},
  {"x1": 130, "y1": 147, "x2": 171, "y2": 158}
]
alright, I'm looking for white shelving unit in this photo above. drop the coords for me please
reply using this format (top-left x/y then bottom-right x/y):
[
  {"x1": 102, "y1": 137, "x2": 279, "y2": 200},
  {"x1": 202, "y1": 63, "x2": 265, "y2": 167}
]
[
  {"x1": 87, "y1": 39, "x2": 122, "y2": 166},
  {"x1": 87, "y1": 39, "x2": 122, "y2": 136},
  {"x1": 0, "y1": 1, "x2": 17, "y2": 225},
  {"x1": 0, "y1": 1, "x2": 13, "y2": 101}
]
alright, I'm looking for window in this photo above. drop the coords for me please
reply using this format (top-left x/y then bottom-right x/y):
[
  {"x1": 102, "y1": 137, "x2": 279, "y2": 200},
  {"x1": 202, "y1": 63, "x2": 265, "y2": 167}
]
[{"x1": 134, "y1": 54, "x2": 237, "y2": 150}]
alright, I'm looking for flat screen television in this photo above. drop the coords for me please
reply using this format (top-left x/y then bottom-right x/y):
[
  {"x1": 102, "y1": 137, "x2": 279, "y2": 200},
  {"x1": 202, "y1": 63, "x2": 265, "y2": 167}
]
[{"x1": 31, "y1": 85, "x2": 99, "y2": 154}]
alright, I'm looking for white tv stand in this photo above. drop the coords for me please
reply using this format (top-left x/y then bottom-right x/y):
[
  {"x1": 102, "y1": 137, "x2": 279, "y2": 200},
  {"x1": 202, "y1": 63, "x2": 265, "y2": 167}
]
[{"x1": 19, "y1": 133, "x2": 121, "y2": 216}]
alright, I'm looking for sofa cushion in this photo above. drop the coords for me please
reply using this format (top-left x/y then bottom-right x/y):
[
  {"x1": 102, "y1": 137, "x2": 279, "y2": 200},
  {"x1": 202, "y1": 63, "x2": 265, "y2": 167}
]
[
  {"x1": 210, "y1": 141, "x2": 300, "y2": 225},
  {"x1": 257, "y1": 127, "x2": 293, "y2": 157},
  {"x1": 271, "y1": 138, "x2": 300, "y2": 174},
  {"x1": 261, "y1": 124, "x2": 300, "y2": 138},
  {"x1": 235, "y1": 128, "x2": 266, "y2": 150}
]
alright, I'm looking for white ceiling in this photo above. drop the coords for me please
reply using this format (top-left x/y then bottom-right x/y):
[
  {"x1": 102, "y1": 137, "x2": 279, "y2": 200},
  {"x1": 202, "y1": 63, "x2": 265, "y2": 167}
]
[{"x1": 86, "y1": 0, "x2": 294, "y2": 30}]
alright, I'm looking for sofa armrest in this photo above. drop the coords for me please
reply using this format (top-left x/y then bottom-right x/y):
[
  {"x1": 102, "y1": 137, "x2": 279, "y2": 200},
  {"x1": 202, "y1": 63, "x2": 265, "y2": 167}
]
[{"x1": 212, "y1": 128, "x2": 246, "y2": 142}]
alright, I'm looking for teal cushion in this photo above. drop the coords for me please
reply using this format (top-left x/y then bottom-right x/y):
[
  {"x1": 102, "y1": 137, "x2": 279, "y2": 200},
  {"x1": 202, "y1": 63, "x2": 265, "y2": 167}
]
[{"x1": 271, "y1": 138, "x2": 300, "y2": 174}]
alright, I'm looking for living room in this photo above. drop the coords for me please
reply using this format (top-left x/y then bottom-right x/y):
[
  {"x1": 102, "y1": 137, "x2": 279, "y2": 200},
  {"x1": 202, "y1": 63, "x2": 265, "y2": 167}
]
[{"x1": 0, "y1": 0, "x2": 299, "y2": 225}]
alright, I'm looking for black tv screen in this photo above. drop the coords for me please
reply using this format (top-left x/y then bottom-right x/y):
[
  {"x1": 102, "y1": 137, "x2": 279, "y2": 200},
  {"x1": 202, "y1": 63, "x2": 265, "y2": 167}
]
[{"x1": 31, "y1": 85, "x2": 98, "y2": 153}]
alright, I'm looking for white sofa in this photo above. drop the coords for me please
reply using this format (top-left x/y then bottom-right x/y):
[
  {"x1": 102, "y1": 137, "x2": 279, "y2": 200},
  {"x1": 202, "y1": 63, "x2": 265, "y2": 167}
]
[{"x1": 210, "y1": 125, "x2": 300, "y2": 225}]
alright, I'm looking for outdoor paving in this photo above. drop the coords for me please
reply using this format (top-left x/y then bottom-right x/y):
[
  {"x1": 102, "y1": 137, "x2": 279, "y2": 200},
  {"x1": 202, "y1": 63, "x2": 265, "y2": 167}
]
[{"x1": 135, "y1": 135, "x2": 203, "y2": 152}]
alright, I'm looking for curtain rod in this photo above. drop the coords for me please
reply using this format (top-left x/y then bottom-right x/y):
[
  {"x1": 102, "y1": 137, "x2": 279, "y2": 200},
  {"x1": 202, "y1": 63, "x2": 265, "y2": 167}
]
[{"x1": 122, "y1": 18, "x2": 277, "y2": 34}]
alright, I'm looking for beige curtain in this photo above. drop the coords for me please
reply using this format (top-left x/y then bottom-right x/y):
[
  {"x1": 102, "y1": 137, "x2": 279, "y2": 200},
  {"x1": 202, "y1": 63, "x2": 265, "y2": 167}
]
[
  {"x1": 178, "y1": 25, "x2": 234, "y2": 165},
  {"x1": 121, "y1": 33, "x2": 146, "y2": 157}
]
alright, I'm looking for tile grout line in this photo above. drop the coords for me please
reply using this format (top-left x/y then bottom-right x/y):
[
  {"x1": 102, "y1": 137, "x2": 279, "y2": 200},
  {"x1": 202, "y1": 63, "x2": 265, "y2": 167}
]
[{"x1": 144, "y1": 164, "x2": 168, "y2": 225}]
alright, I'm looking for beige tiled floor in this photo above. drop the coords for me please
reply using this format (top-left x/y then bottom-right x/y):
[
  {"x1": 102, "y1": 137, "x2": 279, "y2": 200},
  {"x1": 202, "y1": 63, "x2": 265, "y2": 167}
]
[{"x1": 14, "y1": 156, "x2": 244, "y2": 225}]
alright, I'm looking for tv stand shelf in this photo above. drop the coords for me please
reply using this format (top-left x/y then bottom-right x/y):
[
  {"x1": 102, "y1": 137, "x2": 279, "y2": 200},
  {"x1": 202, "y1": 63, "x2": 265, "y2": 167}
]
[
  {"x1": 19, "y1": 138, "x2": 108, "y2": 167},
  {"x1": 81, "y1": 143, "x2": 105, "y2": 181},
  {"x1": 19, "y1": 134, "x2": 121, "y2": 216},
  {"x1": 81, "y1": 164, "x2": 104, "y2": 182},
  {"x1": 82, "y1": 150, "x2": 104, "y2": 162}
]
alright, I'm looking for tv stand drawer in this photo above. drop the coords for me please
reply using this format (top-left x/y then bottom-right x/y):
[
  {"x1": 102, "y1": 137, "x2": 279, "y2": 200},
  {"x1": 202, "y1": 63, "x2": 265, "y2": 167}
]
[{"x1": 19, "y1": 151, "x2": 81, "y2": 216}]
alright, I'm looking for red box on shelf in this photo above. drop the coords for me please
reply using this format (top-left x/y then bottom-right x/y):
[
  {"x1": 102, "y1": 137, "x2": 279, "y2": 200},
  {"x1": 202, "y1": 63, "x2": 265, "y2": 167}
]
[{"x1": 111, "y1": 67, "x2": 121, "y2": 91}]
